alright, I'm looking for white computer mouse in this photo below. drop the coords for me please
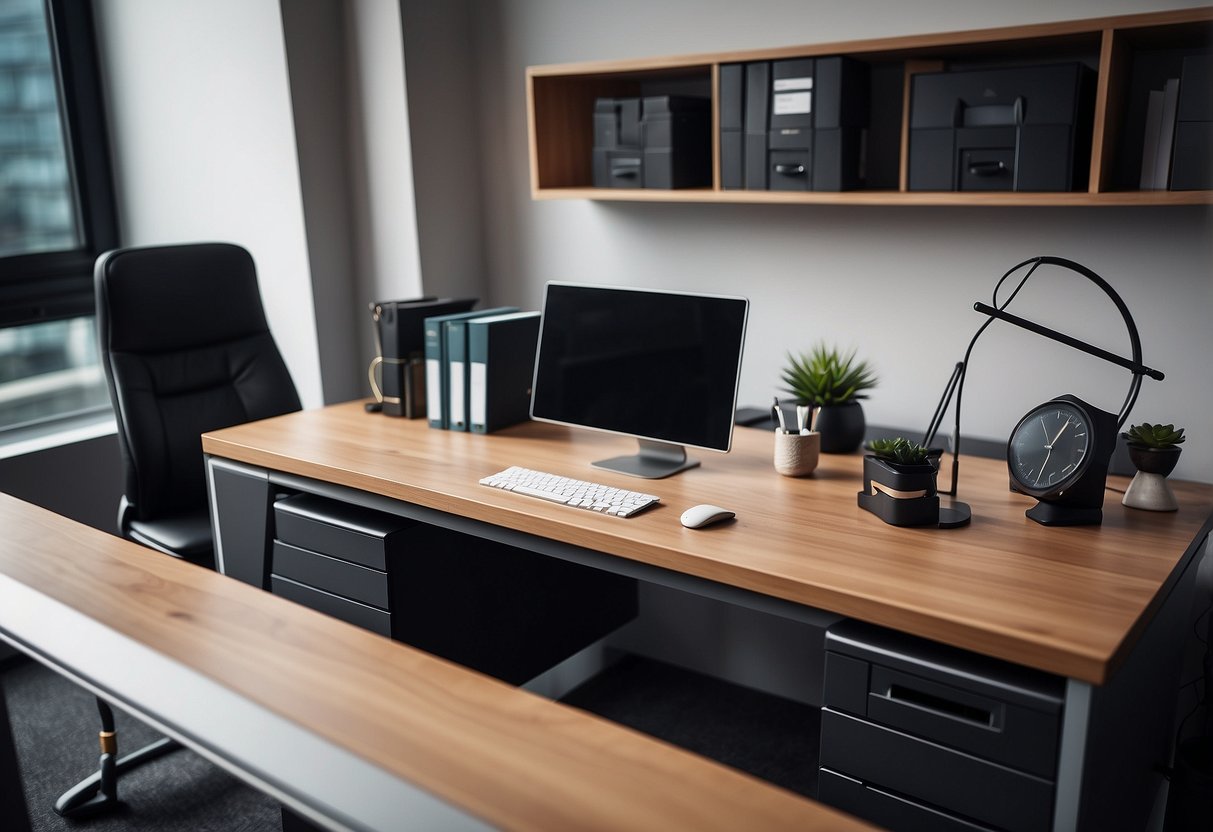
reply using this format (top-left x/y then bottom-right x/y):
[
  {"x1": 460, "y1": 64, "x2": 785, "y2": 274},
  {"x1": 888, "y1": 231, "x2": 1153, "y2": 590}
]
[{"x1": 679, "y1": 504, "x2": 736, "y2": 529}]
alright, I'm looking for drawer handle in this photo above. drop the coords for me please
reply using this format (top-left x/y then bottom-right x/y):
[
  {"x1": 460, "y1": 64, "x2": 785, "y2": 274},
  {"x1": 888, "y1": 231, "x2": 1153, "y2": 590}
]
[
  {"x1": 774, "y1": 163, "x2": 806, "y2": 176},
  {"x1": 967, "y1": 160, "x2": 1007, "y2": 177},
  {"x1": 887, "y1": 684, "x2": 994, "y2": 728}
]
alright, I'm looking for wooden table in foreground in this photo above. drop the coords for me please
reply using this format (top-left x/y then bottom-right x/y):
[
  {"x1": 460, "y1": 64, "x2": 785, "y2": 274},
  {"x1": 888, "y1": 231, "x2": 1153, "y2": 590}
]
[
  {"x1": 201, "y1": 401, "x2": 1213, "y2": 831},
  {"x1": 0, "y1": 491, "x2": 872, "y2": 831}
]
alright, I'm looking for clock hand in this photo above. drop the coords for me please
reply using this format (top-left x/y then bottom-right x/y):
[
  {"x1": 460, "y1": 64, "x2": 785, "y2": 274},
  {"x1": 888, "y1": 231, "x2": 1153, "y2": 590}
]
[
  {"x1": 1050, "y1": 418, "x2": 1072, "y2": 448},
  {"x1": 1035, "y1": 449, "x2": 1051, "y2": 486}
]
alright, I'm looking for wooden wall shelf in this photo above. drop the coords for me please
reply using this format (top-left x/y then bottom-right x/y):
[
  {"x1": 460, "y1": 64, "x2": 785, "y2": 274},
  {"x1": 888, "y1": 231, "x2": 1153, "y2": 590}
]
[{"x1": 527, "y1": 8, "x2": 1213, "y2": 207}]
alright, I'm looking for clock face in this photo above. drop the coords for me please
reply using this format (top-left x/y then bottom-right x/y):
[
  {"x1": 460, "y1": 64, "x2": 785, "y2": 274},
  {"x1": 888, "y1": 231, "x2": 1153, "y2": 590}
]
[{"x1": 1008, "y1": 402, "x2": 1091, "y2": 495}]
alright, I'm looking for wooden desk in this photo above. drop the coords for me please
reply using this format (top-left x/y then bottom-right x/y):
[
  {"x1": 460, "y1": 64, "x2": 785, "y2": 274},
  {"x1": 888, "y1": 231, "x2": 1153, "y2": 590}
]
[
  {"x1": 0, "y1": 491, "x2": 872, "y2": 831},
  {"x1": 202, "y1": 401, "x2": 1213, "y2": 830}
]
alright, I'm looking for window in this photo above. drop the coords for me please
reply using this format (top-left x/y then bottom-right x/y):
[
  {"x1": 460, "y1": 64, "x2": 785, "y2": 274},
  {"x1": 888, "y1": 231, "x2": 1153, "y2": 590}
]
[{"x1": 0, "y1": 0, "x2": 117, "y2": 435}]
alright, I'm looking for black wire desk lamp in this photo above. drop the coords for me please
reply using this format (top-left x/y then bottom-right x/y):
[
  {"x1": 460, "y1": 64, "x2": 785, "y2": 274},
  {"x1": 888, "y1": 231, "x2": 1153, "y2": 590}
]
[{"x1": 922, "y1": 256, "x2": 1165, "y2": 528}]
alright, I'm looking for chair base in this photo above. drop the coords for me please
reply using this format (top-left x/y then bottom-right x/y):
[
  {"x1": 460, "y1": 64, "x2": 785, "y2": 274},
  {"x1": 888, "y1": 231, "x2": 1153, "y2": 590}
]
[{"x1": 54, "y1": 736, "x2": 180, "y2": 818}]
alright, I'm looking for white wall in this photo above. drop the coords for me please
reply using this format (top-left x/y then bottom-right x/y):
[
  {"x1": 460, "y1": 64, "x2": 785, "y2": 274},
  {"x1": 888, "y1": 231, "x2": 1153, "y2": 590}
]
[
  {"x1": 92, "y1": 0, "x2": 323, "y2": 408},
  {"x1": 345, "y1": 0, "x2": 424, "y2": 311},
  {"x1": 466, "y1": 0, "x2": 1213, "y2": 483}
]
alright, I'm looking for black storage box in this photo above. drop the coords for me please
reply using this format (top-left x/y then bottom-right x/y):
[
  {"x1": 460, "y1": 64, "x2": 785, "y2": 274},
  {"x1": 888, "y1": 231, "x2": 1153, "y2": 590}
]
[
  {"x1": 908, "y1": 62, "x2": 1095, "y2": 192},
  {"x1": 732, "y1": 56, "x2": 869, "y2": 191},
  {"x1": 592, "y1": 98, "x2": 644, "y2": 188},
  {"x1": 592, "y1": 95, "x2": 710, "y2": 189},
  {"x1": 642, "y1": 95, "x2": 711, "y2": 188},
  {"x1": 1171, "y1": 53, "x2": 1213, "y2": 190}
]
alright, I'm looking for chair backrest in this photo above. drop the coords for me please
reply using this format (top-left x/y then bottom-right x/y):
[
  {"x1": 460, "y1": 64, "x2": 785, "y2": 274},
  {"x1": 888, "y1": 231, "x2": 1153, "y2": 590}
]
[{"x1": 96, "y1": 243, "x2": 301, "y2": 521}]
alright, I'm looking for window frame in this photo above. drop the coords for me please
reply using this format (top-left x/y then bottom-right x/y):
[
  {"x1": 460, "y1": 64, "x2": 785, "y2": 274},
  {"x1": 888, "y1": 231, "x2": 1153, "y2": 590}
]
[{"x1": 0, "y1": 0, "x2": 118, "y2": 329}]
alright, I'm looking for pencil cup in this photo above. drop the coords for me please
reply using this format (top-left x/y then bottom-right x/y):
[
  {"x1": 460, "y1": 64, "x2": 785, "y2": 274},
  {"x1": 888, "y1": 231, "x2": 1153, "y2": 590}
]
[{"x1": 774, "y1": 431, "x2": 820, "y2": 477}]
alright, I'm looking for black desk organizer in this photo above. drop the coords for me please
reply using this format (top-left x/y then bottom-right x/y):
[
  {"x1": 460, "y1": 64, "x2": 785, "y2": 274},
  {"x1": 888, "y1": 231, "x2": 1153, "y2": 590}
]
[
  {"x1": 819, "y1": 619, "x2": 1065, "y2": 832},
  {"x1": 270, "y1": 493, "x2": 637, "y2": 685}
]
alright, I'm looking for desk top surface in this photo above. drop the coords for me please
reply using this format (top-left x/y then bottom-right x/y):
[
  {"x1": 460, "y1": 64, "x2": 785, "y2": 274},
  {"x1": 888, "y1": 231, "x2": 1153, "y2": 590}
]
[
  {"x1": 203, "y1": 401, "x2": 1213, "y2": 685},
  {"x1": 0, "y1": 492, "x2": 872, "y2": 831}
]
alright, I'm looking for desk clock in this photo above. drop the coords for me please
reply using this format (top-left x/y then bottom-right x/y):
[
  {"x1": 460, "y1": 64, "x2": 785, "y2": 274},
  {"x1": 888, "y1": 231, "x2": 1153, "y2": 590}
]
[{"x1": 1007, "y1": 394, "x2": 1119, "y2": 526}]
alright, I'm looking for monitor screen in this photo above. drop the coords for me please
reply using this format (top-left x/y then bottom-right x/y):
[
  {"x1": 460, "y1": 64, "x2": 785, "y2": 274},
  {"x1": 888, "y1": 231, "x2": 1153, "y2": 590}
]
[{"x1": 530, "y1": 282, "x2": 748, "y2": 478}]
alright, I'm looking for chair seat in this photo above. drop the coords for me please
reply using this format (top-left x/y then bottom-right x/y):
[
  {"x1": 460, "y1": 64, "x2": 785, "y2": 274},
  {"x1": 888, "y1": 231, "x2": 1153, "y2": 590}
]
[{"x1": 127, "y1": 512, "x2": 214, "y2": 567}]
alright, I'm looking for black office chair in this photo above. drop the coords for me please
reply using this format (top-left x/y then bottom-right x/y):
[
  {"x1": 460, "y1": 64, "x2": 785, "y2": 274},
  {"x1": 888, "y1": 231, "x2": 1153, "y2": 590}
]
[{"x1": 55, "y1": 242, "x2": 302, "y2": 817}]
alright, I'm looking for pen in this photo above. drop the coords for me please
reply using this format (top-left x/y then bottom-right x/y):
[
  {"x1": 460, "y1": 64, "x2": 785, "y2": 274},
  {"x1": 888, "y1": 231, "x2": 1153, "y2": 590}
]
[
  {"x1": 796, "y1": 404, "x2": 808, "y2": 434},
  {"x1": 772, "y1": 397, "x2": 787, "y2": 433}
]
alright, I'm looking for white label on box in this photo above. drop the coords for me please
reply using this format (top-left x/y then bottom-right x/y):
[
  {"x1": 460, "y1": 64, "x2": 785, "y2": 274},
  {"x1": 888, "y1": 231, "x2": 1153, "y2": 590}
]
[
  {"x1": 773, "y1": 76, "x2": 813, "y2": 92},
  {"x1": 774, "y1": 91, "x2": 812, "y2": 115},
  {"x1": 470, "y1": 362, "x2": 487, "y2": 428},
  {"x1": 426, "y1": 358, "x2": 442, "y2": 422}
]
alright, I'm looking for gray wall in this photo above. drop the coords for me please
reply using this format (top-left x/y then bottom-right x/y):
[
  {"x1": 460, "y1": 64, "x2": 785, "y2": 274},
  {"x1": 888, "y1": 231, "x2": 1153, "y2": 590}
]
[{"x1": 429, "y1": 0, "x2": 1213, "y2": 483}]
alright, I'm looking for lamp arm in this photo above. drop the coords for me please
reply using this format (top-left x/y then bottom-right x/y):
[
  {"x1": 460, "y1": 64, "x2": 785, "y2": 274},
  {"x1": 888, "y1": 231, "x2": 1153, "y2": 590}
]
[{"x1": 989, "y1": 256, "x2": 1151, "y2": 428}]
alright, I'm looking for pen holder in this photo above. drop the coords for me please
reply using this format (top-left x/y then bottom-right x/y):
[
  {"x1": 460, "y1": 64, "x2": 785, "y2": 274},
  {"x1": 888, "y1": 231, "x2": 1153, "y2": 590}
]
[{"x1": 774, "y1": 431, "x2": 820, "y2": 477}]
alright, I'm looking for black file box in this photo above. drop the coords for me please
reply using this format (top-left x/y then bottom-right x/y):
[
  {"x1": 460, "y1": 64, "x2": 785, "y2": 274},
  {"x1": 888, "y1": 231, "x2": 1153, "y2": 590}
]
[
  {"x1": 642, "y1": 95, "x2": 711, "y2": 188},
  {"x1": 908, "y1": 62, "x2": 1095, "y2": 191},
  {"x1": 818, "y1": 619, "x2": 1064, "y2": 832},
  {"x1": 767, "y1": 59, "x2": 815, "y2": 191},
  {"x1": 719, "y1": 63, "x2": 746, "y2": 189},
  {"x1": 593, "y1": 95, "x2": 710, "y2": 189},
  {"x1": 744, "y1": 61, "x2": 770, "y2": 189},
  {"x1": 741, "y1": 56, "x2": 869, "y2": 191},
  {"x1": 1171, "y1": 53, "x2": 1213, "y2": 190},
  {"x1": 593, "y1": 98, "x2": 644, "y2": 188},
  {"x1": 813, "y1": 57, "x2": 870, "y2": 192}
]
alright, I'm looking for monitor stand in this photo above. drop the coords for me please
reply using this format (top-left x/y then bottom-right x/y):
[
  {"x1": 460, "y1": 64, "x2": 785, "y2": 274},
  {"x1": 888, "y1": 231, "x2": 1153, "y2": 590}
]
[{"x1": 593, "y1": 439, "x2": 700, "y2": 479}]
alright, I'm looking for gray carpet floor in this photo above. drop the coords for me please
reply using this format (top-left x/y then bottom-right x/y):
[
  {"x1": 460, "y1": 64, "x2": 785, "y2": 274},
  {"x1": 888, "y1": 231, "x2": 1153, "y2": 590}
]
[
  {"x1": 559, "y1": 654, "x2": 820, "y2": 798},
  {"x1": 2, "y1": 657, "x2": 280, "y2": 832}
]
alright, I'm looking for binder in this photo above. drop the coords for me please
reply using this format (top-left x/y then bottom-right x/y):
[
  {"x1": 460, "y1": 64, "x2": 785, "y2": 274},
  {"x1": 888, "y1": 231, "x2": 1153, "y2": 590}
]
[
  {"x1": 371, "y1": 296, "x2": 476, "y2": 417},
  {"x1": 719, "y1": 63, "x2": 745, "y2": 189},
  {"x1": 744, "y1": 61, "x2": 770, "y2": 189},
  {"x1": 425, "y1": 307, "x2": 518, "y2": 429},
  {"x1": 467, "y1": 311, "x2": 541, "y2": 434}
]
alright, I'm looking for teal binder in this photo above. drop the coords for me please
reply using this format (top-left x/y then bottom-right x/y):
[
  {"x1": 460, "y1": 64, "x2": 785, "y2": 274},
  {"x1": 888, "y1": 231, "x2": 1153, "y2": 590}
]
[
  {"x1": 425, "y1": 307, "x2": 517, "y2": 429},
  {"x1": 467, "y1": 311, "x2": 541, "y2": 434}
]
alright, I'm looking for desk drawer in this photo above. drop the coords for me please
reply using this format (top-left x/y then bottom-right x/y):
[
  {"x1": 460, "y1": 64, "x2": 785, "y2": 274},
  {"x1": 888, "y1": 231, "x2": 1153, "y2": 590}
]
[
  {"x1": 818, "y1": 768, "x2": 997, "y2": 832},
  {"x1": 272, "y1": 541, "x2": 389, "y2": 609},
  {"x1": 271, "y1": 575, "x2": 391, "y2": 637},
  {"x1": 824, "y1": 620, "x2": 1063, "y2": 779},
  {"x1": 819, "y1": 708, "x2": 1052, "y2": 832},
  {"x1": 274, "y1": 493, "x2": 412, "y2": 571}
]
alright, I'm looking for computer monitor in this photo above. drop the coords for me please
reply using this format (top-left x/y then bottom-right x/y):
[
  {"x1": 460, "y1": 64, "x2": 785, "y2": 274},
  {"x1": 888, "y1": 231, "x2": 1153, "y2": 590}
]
[{"x1": 530, "y1": 282, "x2": 749, "y2": 479}]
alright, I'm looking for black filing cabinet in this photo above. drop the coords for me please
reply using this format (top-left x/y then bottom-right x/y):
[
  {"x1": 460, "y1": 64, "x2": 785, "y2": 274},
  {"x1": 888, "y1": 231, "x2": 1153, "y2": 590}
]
[
  {"x1": 270, "y1": 493, "x2": 637, "y2": 685},
  {"x1": 819, "y1": 620, "x2": 1065, "y2": 832}
]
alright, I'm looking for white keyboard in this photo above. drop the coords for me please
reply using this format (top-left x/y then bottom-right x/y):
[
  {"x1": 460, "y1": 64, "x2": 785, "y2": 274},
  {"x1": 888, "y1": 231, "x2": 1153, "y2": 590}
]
[{"x1": 479, "y1": 466, "x2": 660, "y2": 518}]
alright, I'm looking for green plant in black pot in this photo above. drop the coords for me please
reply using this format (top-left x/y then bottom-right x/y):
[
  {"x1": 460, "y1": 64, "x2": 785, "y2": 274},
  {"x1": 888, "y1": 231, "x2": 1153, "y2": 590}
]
[
  {"x1": 1123, "y1": 422, "x2": 1185, "y2": 476},
  {"x1": 781, "y1": 343, "x2": 877, "y2": 454},
  {"x1": 866, "y1": 437, "x2": 931, "y2": 467},
  {"x1": 858, "y1": 436, "x2": 939, "y2": 527}
]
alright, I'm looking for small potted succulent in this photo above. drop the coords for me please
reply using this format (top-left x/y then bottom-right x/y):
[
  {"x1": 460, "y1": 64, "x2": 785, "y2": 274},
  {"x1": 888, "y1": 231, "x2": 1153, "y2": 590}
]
[
  {"x1": 781, "y1": 343, "x2": 877, "y2": 454},
  {"x1": 857, "y1": 437, "x2": 940, "y2": 527},
  {"x1": 1123, "y1": 422, "x2": 1185, "y2": 475},
  {"x1": 1121, "y1": 422, "x2": 1186, "y2": 511}
]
